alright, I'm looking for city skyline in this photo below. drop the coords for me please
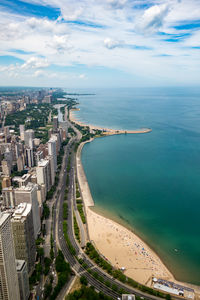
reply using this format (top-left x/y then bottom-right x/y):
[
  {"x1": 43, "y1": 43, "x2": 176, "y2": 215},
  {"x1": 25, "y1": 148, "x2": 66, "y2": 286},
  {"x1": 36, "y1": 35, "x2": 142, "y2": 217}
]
[{"x1": 0, "y1": 0, "x2": 200, "y2": 87}]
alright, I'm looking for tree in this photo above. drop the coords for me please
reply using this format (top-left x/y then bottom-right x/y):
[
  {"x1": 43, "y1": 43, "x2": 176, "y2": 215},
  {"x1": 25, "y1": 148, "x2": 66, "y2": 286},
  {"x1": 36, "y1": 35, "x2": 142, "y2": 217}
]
[{"x1": 80, "y1": 276, "x2": 88, "y2": 286}]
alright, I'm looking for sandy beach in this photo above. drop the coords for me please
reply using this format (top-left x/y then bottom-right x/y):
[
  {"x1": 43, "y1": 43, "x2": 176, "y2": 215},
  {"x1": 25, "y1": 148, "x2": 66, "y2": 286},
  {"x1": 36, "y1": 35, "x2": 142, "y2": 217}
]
[{"x1": 87, "y1": 208, "x2": 173, "y2": 285}]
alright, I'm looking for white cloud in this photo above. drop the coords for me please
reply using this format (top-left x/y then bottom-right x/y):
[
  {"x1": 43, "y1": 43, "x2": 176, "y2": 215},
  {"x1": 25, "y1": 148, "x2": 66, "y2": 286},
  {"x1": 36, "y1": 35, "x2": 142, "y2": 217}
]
[
  {"x1": 136, "y1": 4, "x2": 170, "y2": 33},
  {"x1": 33, "y1": 70, "x2": 46, "y2": 77},
  {"x1": 104, "y1": 38, "x2": 122, "y2": 49},
  {"x1": 46, "y1": 35, "x2": 72, "y2": 53},
  {"x1": 0, "y1": 0, "x2": 200, "y2": 86},
  {"x1": 21, "y1": 57, "x2": 50, "y2": 69},
  {"x1": 79, "y1": 73, "x2": 86, "y2": 79}
]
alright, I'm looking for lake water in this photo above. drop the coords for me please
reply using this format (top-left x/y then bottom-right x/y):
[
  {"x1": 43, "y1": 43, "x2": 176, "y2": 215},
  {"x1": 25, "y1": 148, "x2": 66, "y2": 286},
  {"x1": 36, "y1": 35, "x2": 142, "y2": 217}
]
[{"x1": 70, "y1": 87, "x2": 200, "y2": 285}]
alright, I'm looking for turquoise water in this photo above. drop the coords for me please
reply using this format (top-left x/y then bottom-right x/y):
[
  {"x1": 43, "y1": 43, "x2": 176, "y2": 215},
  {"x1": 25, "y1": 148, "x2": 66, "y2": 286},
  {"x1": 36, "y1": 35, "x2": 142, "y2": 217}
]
[{"x1": 72, "y1": 88, "x2": 200, "y2": 285}]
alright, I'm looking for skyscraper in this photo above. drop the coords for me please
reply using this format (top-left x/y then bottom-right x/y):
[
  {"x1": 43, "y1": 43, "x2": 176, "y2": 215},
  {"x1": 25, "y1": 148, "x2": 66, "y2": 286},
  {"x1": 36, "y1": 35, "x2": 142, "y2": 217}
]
[
  {"x1": 24, "y1": 129, "x2": 34, "y2": 147},
  {"x1": 16, "y1": 260, "x2": 30, "y2": 300},
  {"x1": 15, "y1": 183, "x2": 41, "y2": 238},
  {"x1": 36, "y1": 159, "x2": 52, "y2": 194},
  {"x1": 53, "y1": 116, "x2": 58, "y2": 132},
  {"x1": 12, "y1": 203, "x2": 36, "y2": 274},
  {"x1": 0, "y1": 212, "x2": 20, "y2": 300},
  {"x1": 48, "y1": 137, "x2": 57, "y2": 171},
  {"x1": 19, "y1": 125, "x2": 25, "y2": 141},
  {"x1": 25, "y1": 148, "x2": 34, "y2": 168}
]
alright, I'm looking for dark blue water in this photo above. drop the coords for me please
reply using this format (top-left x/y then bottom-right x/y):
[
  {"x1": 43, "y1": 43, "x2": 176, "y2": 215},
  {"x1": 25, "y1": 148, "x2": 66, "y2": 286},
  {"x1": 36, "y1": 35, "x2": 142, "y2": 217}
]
[{"x1": 72, "y1": 87, "x2": 200, "y2": 285}]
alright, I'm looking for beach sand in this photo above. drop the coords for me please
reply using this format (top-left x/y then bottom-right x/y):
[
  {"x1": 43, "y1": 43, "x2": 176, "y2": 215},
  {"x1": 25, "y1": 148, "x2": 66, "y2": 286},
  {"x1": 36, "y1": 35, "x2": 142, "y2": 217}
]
[{"x1": 86, "y1": 207, "x2": 173, "y2": 285}]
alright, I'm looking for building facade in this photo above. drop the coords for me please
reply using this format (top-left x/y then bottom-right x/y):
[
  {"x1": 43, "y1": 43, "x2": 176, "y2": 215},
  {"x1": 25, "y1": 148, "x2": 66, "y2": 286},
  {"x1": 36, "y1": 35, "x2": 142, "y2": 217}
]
[
  {"x1": 0, "y1": 213, "x2": 20, "y2": 300},
  {"x1": 16, "y1": 260, "x2": 30, "y2": 300},
  {"x1": 11, "y1": 203, "x2": 36, "y2": 274},
  {"x1": 15, "y1": 183, "x2": 41, "y2": 238}
]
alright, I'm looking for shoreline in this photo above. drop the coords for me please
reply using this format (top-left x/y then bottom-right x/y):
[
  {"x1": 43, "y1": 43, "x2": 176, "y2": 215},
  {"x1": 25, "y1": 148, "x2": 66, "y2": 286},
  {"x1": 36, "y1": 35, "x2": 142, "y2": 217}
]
[
  {"x1": 70, "y1": 109, "x2": 152, "y2": 135},
  {"x1": 76, "y1": 139, "x2": 174, "y2": 286},
  {"x1": 72, "y1": 108, "x2": 200, "y2": 296}
]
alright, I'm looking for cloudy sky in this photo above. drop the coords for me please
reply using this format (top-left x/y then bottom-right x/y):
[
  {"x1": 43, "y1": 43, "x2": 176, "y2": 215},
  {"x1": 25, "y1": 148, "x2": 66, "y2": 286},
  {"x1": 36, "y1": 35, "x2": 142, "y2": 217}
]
[{"x1": 0, "y1": 0, "x2": 200, "y2": 87}]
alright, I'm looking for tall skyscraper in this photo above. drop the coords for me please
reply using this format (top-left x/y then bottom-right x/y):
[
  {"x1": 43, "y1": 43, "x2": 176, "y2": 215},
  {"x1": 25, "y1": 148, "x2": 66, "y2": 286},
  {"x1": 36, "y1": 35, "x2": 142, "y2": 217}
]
[
  {"x1": 0, "y1": 212, "x2": 20, "y2": 300},
  {"x1": 12, "y1": 203, "x2": 36, "y2": 274},
  {"x1": 1, "y1": 160, "x2": 11, "y2": 176},
  {"x1": 2, "y1": 187, "x2": 15, "y2": 208},
  {"x1": 46, "y1": 155, "x2": 55, "y2": 186},
  {"x1": 48, "y1": 137, "x2": 57, "y2": 171},
  {"x1": 35, "y1": 151, "x2": 44, "y2": 166},
  {"x1": 19, "y1": 125, "x2": 25, "y2": 141},
  {"x1": 36, "y1": 159, "x2": 52, "y2": 194},
  {"x1": 53, "y1": 116, "x2": 58, "y2": 132},
  {"x1": 16, "y1": 260, "x2": 30, "y2": 300},
  {"x1": 51, "y1": 133, "x2": 61, "y2": 154},
  {"x1": 24, "y1": 129, "x2": 34, "y2": 147},
  {"x1": 15, "y1": 183, "x2": 41, "y2": 238},
  {"x1": 25, "y1": 148, "x2": 34, "y2": 168}
]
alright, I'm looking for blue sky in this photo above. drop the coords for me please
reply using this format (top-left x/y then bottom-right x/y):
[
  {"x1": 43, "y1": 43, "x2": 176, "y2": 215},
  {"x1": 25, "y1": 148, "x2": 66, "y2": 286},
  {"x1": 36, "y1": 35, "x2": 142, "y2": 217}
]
[{"x1": 0, "y1": 0, "x2": 200, "y2": 87}]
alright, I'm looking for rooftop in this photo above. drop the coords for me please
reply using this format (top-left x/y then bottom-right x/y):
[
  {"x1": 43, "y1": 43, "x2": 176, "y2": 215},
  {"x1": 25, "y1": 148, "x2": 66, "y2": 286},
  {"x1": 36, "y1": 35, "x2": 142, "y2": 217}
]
[
  {"x1": 37, "y1": 159, "x2": 49, "y2": 167},
  {"x1": 0, "y1": 212, "x2": 10, "y2": 227},
  {"x1": 15, "y1": 182, "x2": 37, "y2": 192},
  {"x1": 12, "y1": 203, "x2": 31, "y2": 219},
  {"x1": 16, "y1": 259, "x2": 26, "y2": 271}
]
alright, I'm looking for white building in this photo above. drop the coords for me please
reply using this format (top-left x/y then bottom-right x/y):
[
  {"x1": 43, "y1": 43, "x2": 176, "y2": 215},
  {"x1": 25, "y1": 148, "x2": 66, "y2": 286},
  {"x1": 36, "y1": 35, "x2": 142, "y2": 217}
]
[
  {"x1": 48, "y1": 137, "x2": 57, "y2": 171},
  {"x1": 36, "y1": 159, "x2": 51, "y2": 194},
  {"x1": 19, "y1": 125, "x2": 25, "y2": 141},
  {"x1": 0, "y1": 212, "x2": 20, "y2": 300},
  {"x1": 14, "y1": 183, "x2": 41, "y2": 238}
]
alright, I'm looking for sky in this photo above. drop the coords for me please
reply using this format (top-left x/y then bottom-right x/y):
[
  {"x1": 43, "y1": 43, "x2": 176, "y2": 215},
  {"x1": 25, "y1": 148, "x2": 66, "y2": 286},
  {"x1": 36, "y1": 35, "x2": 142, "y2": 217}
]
[{"x1": 0, "y1": 0, "x2": 200, "y2": 88}]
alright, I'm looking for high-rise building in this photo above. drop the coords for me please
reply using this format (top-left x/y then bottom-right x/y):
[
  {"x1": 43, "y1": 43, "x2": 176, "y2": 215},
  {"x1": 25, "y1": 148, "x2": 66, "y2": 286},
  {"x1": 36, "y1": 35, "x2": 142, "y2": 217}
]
[
  {"x1": 17, "y1": 154, "x2": 25, "y2": 171},
  {"x1": 16, "y1": 260, "x2": 30, "y2": 300},
  {"x1": 2, "y1": 187, "x2": 15, "y2": 208},
  {"x1": 0, "y1": 212, "x2": 20, "y2": 300},
  {"x1": 15, "y1": 143, "x2": 20, "y2": 159},
  {"x1": 46, "y1": 155, "x2": 55, "y2": 186},
  {"x1": 24, "y1": 129, "x2": 34, "y2": 147},
  {"x1": 35, "y1": 151, "x2": 44, "y2": 166},
  {"x1": 19, "y1": 125, "x2": 25, "y2": 141},
  {"x1": 1, "y1": 177, "x2": 11, "y2": 189},
  {"x1": 4, "y1": 147, "x2": 13, "y2": 165},
  {"x1": 43, "y1": 95, "x2": 52, "y2": 104},
  {"x1": 36, "y1": 159, "x2": 51, "y2": 194},
  {"x1": 1, "y1": 160, "x2": 11, "y2": 176},
  {"x1": 11, "y1": 203, "x2": 36, "y2": 274},
  {"x1": 25, "y1": 148, "x2": 34, "y2": 168},
  {"x1": 15, "y1": 183, "x2": 41, "y2": 238},
  {"x1": 48, "y1": 137, "x2": 57, "y2": 171},
  {"x1": 4, "y1": 127, "x2": 10, "y2": 143},
  {"x1": 51, "y1": 133, "x2": 61, "y2": 154},
  {"x1": 53, "y1": 116, "x2": 58, "y2": 132}
]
